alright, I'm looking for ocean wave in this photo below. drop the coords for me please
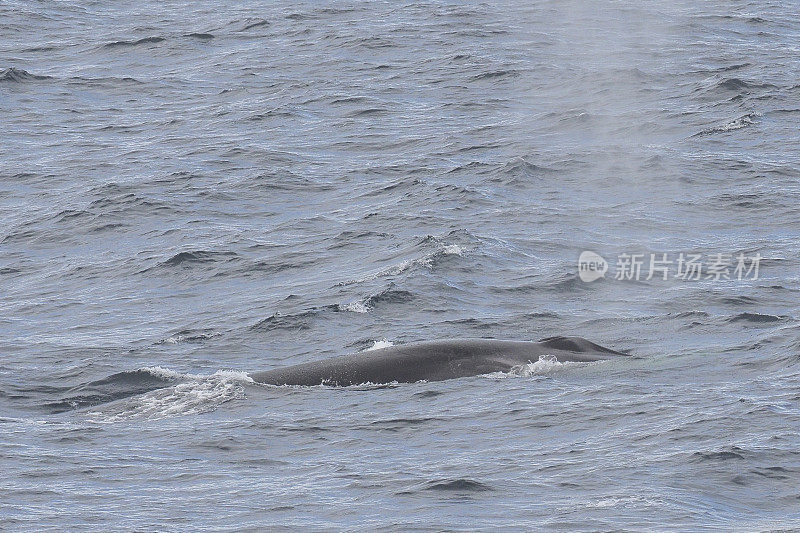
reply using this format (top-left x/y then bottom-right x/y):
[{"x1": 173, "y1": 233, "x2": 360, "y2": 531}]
[
  {"x1": 345, "y1": 107, "x2": 389, "y2": 117},
  {"x1": 239, "y1": 19, "x2": 270, "y2": 31},
  {"x1": 104, "y1": 36, "x2": 166, "y2": 49},
  {"x1": 364, "y1": 339, "x2": 395, "y2": 351},
  {"x1": 487, "y1": 158, "x2": 557, "y2": 185},
  {"x1": 338, "y1": 243, "x2": 465, "y2": 286},
  {"x1": 44, "y1": 368, "x2": 180, "y2": 413},
  {"x1": 469, "y1": 69, "x2": 518, "y2": 81},
  {"x1": 86, "y1": 369, "x2": 253, "y2": 422},
  {"x1": 711, "y1": 191, "x2": 766, "y2": 209},
  {"x1": 185, "y1": 32, "x2": 214, "y2": 40},
  {"x1": 338, "y1": 301, "x2": 370, "y2": 313},
  {"x1": 691, "y1": 446, "x2": 749, "y2": 462},
  {"x1": 328, "y1": 230, "x2": 390, "y2": 250},
  {"x1": 714, "y1": 78, "x2": 776, "y2": 91},
  {"x1": 156, "y1": 329, "x2": 221, "y2": 344},
  {"x1": 480, "y1": 355, "x2": 587, "y2": 380},
  {"x1": 545, "y1": 271, "x2": 595, "y2": 292},
  {"x1": 364, "y1": 287, "x2": 415, "y2": 307},
  {"x1": 160, "y1": 250, "x2": 239, "y2": 267},
  {"x1": 330, "y1": 96, "x2": 373, "y2": 105},
  {"x1": 81, "y1": 192, "x2": 175, "y2": 222},
  {"x1": 1, "y1": 67, "x2": 50, "y2": 83},
  {"x1": 694, "y1": 113, "x2": 759, "y2": 136},
  {"x1": 337, "y1": 285, "x2": 420, "y2": 315},
  {"x1": 251, "y1": 304, "x2": 340, "y2": 331},
  {"x1": 726, "y1": 312, "x2": 788, "y2": 324},
  {"x1": 397, "y1": 478, "x2": 492, "y2": 495},
  {"x1": 252, "y1": 285, "x2": 419, "y2": 330},
  {"x1": 507, "y1": 354, "x2": 572, "y2": 376},
  {"x1": 66, "y1": 75, "x2": 145, "y2": 86}
]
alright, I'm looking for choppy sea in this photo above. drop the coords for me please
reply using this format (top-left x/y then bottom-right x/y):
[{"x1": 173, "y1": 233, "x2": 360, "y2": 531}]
[{"x1": 2, "y1": 0, "x2": 800, "y2": 530}]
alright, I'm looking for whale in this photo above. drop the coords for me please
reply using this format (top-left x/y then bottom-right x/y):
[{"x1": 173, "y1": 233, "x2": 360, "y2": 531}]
[{"x1": 250, "y1": 336, "x2": 628, "y2": 386}]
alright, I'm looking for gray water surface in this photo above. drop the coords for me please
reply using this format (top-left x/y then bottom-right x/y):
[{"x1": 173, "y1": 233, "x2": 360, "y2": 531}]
[{"x1": 2, "y1": 0, "x2": 800, "y2": 530}]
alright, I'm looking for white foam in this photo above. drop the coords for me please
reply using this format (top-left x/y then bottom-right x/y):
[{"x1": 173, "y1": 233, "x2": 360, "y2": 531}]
[
  {"x1": 698, "y1": 113, "x2": 759, "y2": 136},
  {"x1": 583, "y1": 495, "x2": 665, "y2": 509},
  {"x1": 342, "y1": 244, "x2": 467, "y2": 285},
  {"x1": 356, "y1": 257, "x2": 419, "y2": 283},
  {"x1": 140, "y1": 365, "x2": 188, "y2": 380},
  {"x1": 364, "y1": 339, "x2": 394, "y2": 351},
  {"x1": 593, "y1": 498, "x2": 623, "y2": 508},
  {"x1": 87, "y1": 368, "x2": 253, "y2": 422},
  {"x1": 339, "y1": 301, "x2": 370, "y2": 313},
  {"x1": 512, "y1": 354, "x2": 565, "y2": 376},
  {"x1": 485, "y1": 354, "x2": 578, "y2": 379},
  {"x1": 210, "y1": 369, "x2": 254, "y2": 383}
]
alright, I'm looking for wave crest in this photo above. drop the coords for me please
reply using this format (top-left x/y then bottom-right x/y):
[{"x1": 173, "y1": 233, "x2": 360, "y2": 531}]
[{"x1": 87, "y1": 369, "x2": 253, "y2": 422}]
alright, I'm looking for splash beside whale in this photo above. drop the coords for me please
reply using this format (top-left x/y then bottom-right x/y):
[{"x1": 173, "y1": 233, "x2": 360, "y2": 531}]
[{"x1": 250, "y1": 336, "x2": 629, "y2": 386}]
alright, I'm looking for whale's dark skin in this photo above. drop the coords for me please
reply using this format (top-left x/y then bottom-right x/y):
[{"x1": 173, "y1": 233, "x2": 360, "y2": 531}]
[{"x1": 250, "y1": 336, "x2": 628, "y2": 386}]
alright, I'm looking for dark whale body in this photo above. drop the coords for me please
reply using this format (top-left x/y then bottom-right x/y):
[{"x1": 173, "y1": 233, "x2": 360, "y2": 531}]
[{"x1": 251, "y1": 336, "x2": 628, "y2": 387}]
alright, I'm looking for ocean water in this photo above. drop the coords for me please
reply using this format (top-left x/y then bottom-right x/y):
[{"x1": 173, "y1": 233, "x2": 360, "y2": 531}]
[{"x1": 2, "y1": 0, "x2": 800, "y2": 530}]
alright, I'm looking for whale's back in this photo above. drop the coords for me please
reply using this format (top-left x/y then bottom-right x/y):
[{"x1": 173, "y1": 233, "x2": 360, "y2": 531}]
[{"x1": 251, "y1": 337, "x2": 627, "y2": 386}]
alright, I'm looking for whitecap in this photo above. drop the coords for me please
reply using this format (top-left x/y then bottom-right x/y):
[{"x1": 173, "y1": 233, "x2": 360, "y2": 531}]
[
  {"x1": 340, "y1": 243, "x2": 467, "y2": 285},
  {"x1": 364, "y1": 339, "x2": 394, "y2": 351},
  {"x1": 510, "y1": 354, "x2": 566, "y2": 376},
  {"x1": 86, "y1": 369, "x2": 253, "y2": 422},
  {"x1": 338, "y1": 301, "x2": 370, "y2": 313}
]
